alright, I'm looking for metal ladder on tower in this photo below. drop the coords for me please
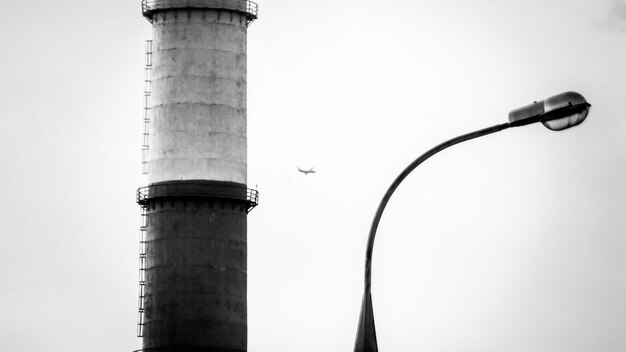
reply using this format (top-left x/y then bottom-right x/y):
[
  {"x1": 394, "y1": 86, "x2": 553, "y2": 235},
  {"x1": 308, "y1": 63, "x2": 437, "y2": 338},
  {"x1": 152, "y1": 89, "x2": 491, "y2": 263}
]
[
  {"x1": 137, "y1": 206, "x2": 147, "y2": 337},
  {"x1": 141, "y1": 39, "x2": 152, "y2": 175},
  {"x1": 137, "y1": 39, "x2": 152, "y2": 338}
]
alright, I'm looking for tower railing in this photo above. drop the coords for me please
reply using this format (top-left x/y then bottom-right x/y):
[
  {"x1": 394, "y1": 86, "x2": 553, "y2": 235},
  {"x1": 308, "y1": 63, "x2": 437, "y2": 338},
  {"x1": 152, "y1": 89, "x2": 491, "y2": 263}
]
[
  {"x1": 246, "y1": 187, "x2": 259, "y2": 207},
  {"x1": 141, "y1": 0, "x2": 258, "y2": 26},
  {"x1": 137, "y1": 181, "x2": 259, "y2": 213}
]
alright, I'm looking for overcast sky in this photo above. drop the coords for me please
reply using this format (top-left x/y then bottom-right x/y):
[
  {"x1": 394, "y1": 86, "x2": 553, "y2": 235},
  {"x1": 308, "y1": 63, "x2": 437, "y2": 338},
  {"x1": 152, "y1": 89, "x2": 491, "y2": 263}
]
[{"x1": 1, "y1": 0, "x2": 625, "y2": 351}]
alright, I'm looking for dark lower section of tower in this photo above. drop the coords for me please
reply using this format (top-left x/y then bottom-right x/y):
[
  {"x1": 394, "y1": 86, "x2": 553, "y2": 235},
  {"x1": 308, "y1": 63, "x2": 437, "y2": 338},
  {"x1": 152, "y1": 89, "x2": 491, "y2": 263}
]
[{"x1": 136, "y1": 181, "x2": 258, "y2": 352}]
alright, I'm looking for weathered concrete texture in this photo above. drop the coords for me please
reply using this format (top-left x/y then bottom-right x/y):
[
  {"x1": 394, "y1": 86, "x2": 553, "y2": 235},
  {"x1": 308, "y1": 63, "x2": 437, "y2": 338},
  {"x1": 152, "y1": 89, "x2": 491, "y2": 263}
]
[
  {"x1": 143, "y1": 197, "x2": 247, "y2": 351},
  {"x1": 149, "y1": 9, "x2": 248, "y2": 184}
]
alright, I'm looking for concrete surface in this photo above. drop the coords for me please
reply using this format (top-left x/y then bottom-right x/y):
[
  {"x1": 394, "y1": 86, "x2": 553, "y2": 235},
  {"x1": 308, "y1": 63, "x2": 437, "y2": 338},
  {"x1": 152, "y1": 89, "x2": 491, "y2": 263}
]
[
  {"x1": 143, "y1": 196, "x2": 248, "y2": 351},
  {"x1": 148, "y1": 9, "x2": 248, "y2": 184}
]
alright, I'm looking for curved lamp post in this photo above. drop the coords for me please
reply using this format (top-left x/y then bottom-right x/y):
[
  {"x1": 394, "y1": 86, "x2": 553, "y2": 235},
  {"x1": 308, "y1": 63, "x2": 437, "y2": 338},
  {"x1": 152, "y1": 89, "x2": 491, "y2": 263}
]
[{"x1": 353, "y1": 91, "x2": 591, "y2": 352}]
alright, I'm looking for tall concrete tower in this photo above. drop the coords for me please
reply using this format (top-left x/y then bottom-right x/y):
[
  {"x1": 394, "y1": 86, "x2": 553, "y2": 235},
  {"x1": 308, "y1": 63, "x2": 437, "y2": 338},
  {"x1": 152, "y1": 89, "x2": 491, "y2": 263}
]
[{"x1": 135, "y1": 1, "x2": 258, "y2": 351}]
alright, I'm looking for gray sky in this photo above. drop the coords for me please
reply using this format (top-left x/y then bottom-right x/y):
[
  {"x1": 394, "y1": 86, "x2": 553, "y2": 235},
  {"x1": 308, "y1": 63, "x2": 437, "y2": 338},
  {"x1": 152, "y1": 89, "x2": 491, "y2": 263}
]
[{"x1": 1, "y1": 0, "x2": 625, "y2": 351}]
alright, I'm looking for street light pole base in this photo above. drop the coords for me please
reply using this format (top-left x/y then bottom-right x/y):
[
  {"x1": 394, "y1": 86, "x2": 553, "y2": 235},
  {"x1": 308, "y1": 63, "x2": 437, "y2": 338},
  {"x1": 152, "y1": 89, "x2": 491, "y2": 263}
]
[{"x1": 354, "y1": 292, "x2": 378, "y2": 352}]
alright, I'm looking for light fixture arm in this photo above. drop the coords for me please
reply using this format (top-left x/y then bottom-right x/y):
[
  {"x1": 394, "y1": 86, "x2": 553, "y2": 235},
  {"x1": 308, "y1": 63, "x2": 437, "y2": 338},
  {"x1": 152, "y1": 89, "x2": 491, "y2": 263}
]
[
  {"x1": 362, "y1": 121, "x2": 511, "y2": 294},
  {"x1": 355, "y1": 121, "x2": 512, "y2": 352}
]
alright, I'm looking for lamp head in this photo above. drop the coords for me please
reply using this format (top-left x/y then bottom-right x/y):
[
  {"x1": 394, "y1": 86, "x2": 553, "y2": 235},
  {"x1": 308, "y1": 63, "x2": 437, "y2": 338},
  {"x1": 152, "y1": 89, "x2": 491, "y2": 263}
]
[{"x1": 508, "y1": 91, "x2": 591, "y2": 131}]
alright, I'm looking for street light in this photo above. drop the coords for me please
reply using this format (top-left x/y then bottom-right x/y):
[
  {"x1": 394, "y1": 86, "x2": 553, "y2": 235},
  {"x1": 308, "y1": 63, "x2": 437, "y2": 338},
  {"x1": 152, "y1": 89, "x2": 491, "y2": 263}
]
[{"x1": 353, "y1": 91, "x2": 591, "y2": 352}]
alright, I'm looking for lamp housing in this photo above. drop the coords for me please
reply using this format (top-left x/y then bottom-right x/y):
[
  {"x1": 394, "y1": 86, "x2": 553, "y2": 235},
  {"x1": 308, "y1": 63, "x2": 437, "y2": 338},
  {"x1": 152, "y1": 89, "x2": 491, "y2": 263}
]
[{"x1": 508, "y1": 91, "x2": 590, "y2": 131}]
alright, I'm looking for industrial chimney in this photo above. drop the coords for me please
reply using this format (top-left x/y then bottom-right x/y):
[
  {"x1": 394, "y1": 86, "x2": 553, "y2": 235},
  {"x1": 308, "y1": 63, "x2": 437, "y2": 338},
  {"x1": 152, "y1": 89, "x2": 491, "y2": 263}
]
[{"x1": 135, "y1": 1, "x2": 258, "y2": 351}]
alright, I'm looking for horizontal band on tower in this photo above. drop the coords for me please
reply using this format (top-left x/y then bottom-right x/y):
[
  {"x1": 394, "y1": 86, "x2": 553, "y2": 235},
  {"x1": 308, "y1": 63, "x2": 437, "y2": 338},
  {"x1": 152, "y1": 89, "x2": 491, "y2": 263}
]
[
  {"x1": 141, "y1": 0, "x2": 258, "y2": 25},
  {"x1": 133, "y1": 347, "x2": 246, "y2": 352},
  {"x1": 137, "y1": 180, "x2": 258, "y2": 212}
]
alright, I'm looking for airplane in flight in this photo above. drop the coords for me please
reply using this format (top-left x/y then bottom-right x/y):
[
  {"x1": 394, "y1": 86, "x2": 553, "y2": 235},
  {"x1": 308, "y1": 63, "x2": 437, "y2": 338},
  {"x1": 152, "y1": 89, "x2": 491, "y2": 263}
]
[{"x1": 297, "y1": 166, "x2": 316, "y2": 175}]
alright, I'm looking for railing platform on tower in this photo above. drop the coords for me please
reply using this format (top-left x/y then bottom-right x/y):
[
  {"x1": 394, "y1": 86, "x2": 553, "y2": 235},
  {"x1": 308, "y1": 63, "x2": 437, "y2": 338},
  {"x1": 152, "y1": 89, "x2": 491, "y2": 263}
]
[
  {"x1": 141, "y1": 0, "x2": 258, "y2": 26},
  {"x1": 137, "y1": 180, "x2": 259, "y2": 213}
]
